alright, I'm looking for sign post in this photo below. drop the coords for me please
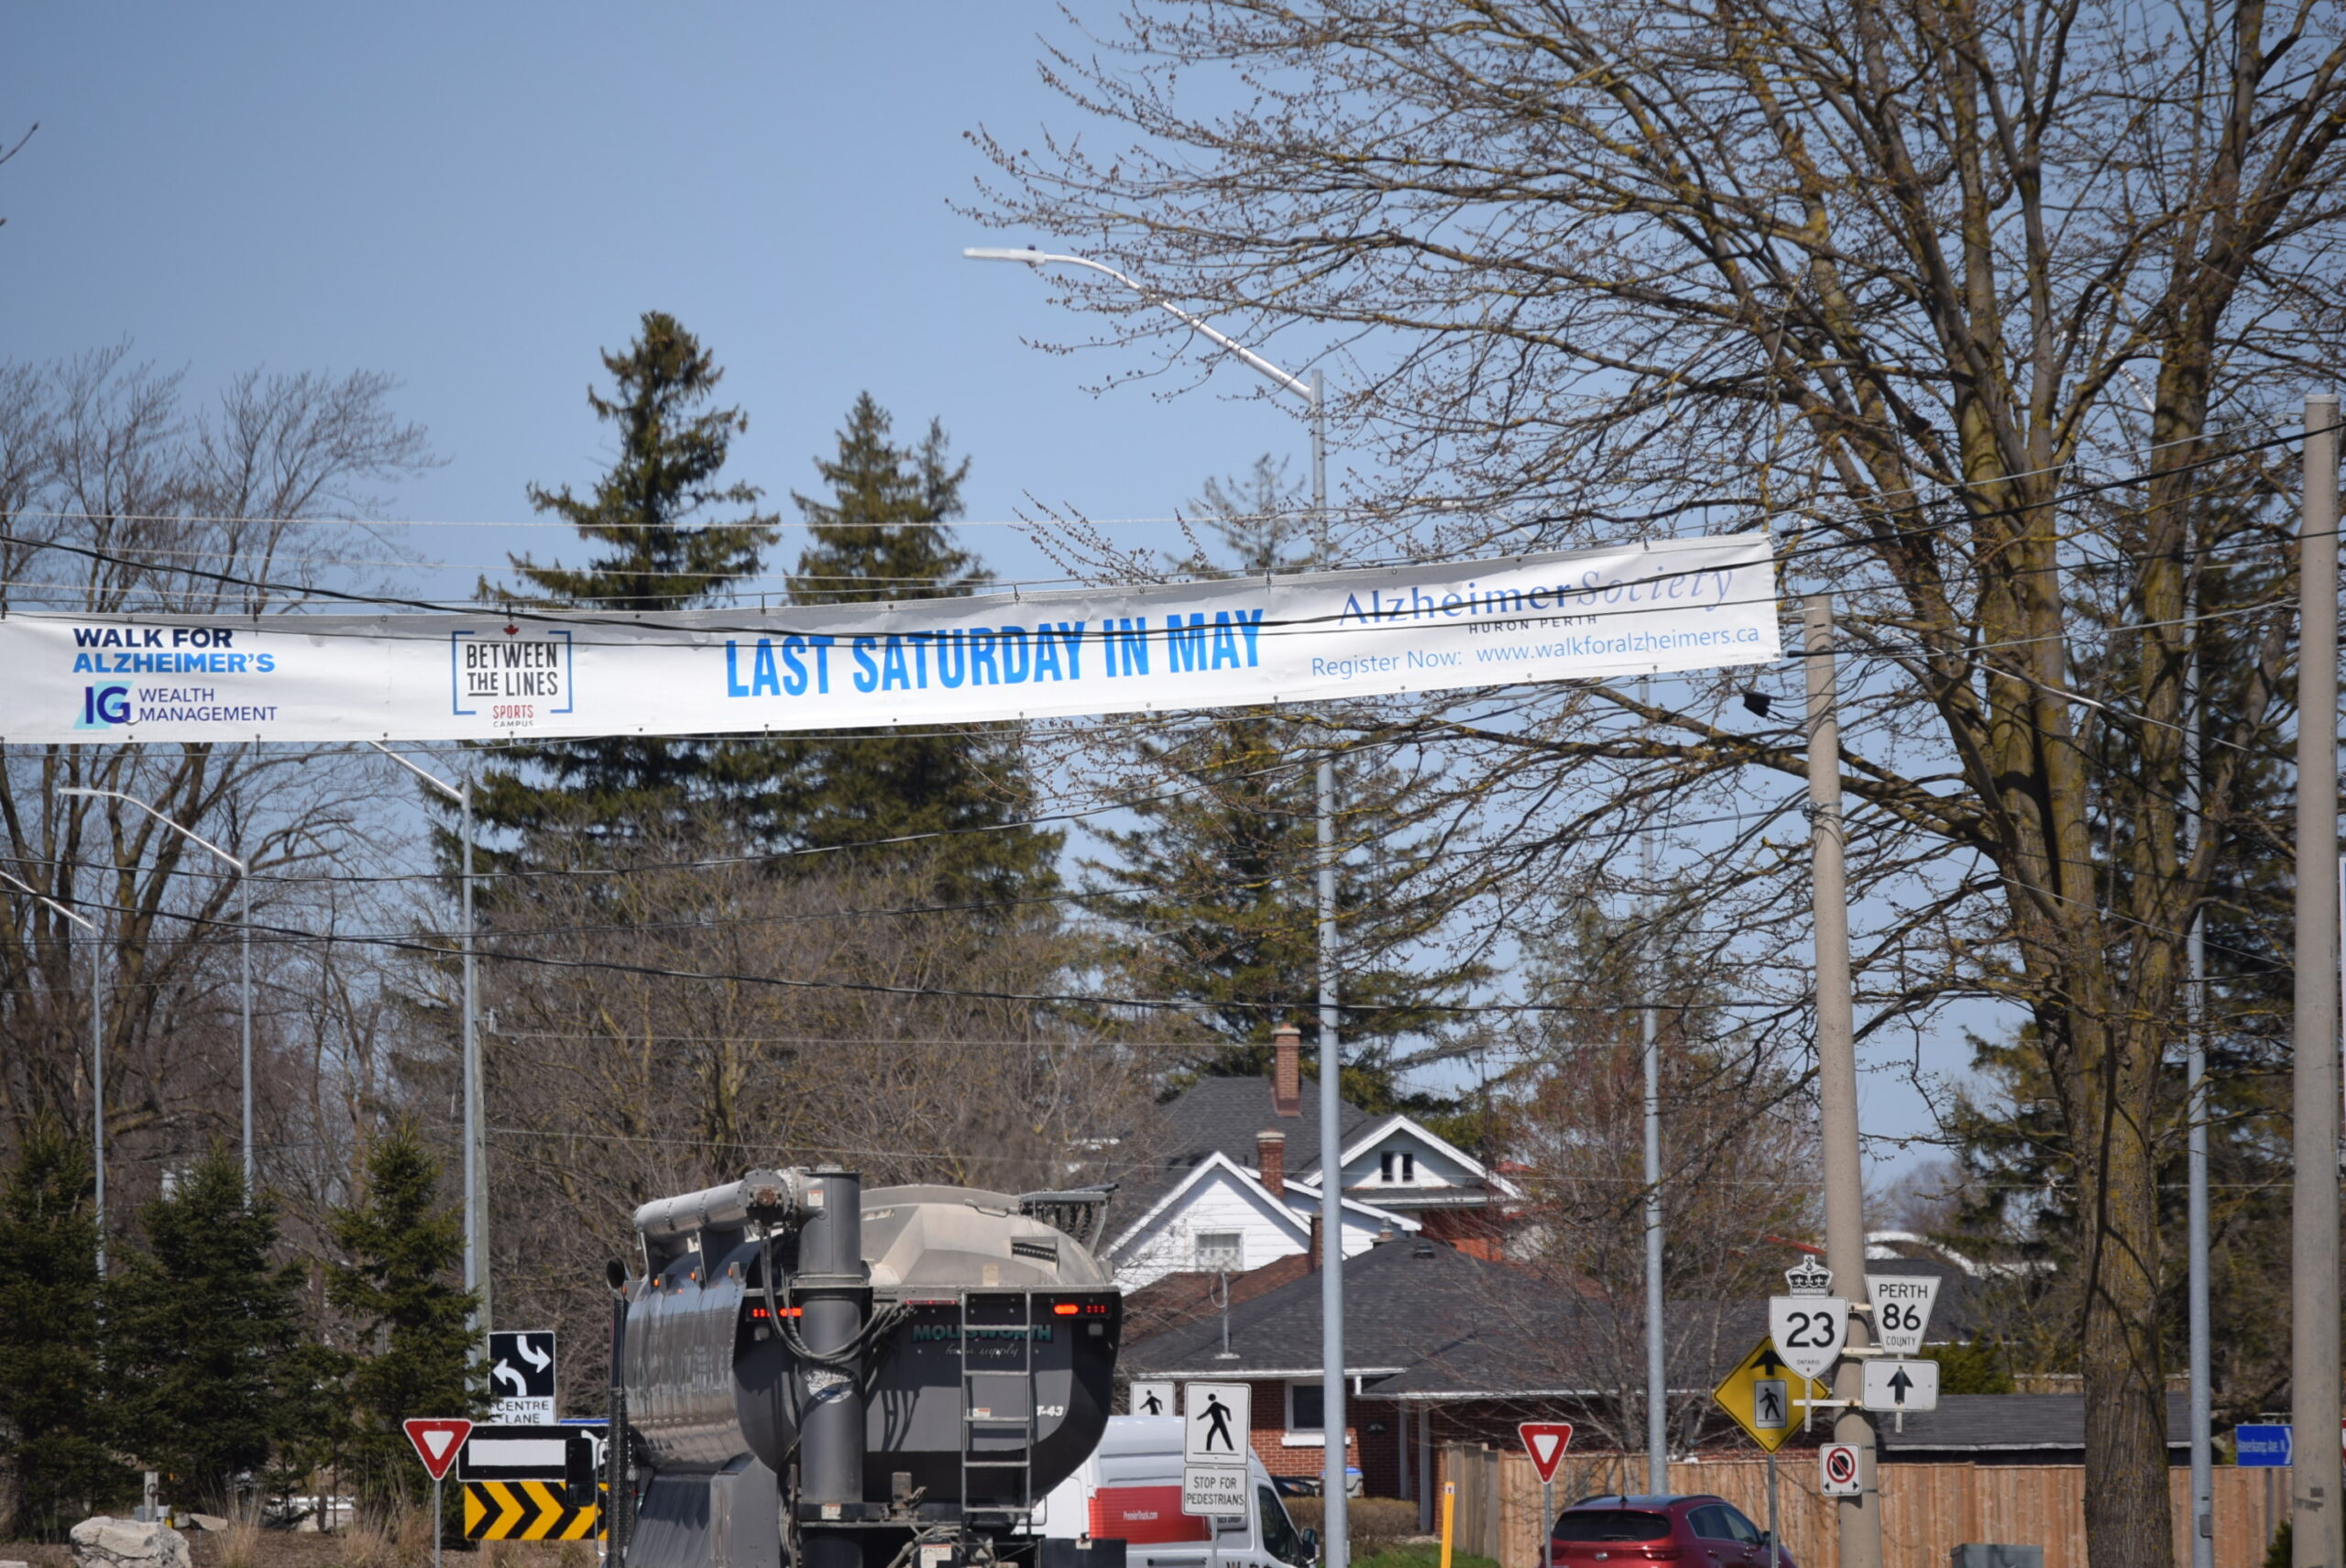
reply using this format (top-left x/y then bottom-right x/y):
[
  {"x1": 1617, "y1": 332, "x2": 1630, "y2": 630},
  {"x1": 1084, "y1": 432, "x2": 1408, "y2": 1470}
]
[
  {"x1": 1440, "y1": 1481, "x2": 1456, "y2": 1568},
  {"x1": 403, "y1": 1418, "x2": 473, "y2": 1568},
  {"x1": 1180, "y1": 1383, "x2": 1251, "y2": 1519},
  {"x1": 1518, "y1": 1424, "x2": 1574, "y2": 1568}
]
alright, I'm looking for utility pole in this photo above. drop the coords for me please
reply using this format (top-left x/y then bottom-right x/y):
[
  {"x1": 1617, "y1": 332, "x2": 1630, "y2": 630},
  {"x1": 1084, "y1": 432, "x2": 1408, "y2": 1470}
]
[
  {"x1": 2293, "y1": 391, "x2": 2341, "y2": 1568},
  {"x1": 1803, "y1": 596, "x2": 1880, "y2": 1568},
  {"x1": 1639, "y1": 674, "x2": 1667, "y2": 1493}
]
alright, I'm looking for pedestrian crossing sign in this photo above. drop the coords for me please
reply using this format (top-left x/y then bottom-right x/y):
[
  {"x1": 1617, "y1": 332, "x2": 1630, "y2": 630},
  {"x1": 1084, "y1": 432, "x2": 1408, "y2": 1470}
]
[{"x1": 1712, "y1": 1338, "x2": 1829, "y2": 1453}]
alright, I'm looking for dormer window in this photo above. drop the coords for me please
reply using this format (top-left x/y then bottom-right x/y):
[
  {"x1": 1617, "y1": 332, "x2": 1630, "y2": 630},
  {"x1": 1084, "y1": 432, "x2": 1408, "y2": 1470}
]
[{"x1": 1379, "y1": 1149, "x2": 1415, "y2": 1183}]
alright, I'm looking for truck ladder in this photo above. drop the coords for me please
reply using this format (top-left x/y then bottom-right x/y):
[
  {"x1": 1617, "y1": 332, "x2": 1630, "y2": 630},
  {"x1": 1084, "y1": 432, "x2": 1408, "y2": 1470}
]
[{"x1": 958, "y1": 1292, "x2": 1037, "y2": 1522}]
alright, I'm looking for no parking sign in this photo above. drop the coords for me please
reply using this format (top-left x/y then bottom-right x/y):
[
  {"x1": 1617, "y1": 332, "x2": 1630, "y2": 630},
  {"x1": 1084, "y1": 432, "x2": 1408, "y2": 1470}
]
[{"x1": 1820, "y1": 1443, "x2": 1862, "y2": 1497}]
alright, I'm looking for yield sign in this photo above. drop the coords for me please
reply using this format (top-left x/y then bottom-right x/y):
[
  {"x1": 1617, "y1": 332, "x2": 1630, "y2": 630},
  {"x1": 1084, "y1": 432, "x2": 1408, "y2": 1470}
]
[
  {"x1": 404, "y1": 1418, "x2": 474, "y2": 1481},
  {"x1": 1518, "y1": 1421, "x2": 1575, "y2": 1483}
]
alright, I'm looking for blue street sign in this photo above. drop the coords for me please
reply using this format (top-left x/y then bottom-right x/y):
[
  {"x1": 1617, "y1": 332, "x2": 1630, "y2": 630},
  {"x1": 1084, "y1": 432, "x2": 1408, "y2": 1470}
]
[{"x1": 2236, "y1": 1424, "x2": 2293, "y2": 1467}]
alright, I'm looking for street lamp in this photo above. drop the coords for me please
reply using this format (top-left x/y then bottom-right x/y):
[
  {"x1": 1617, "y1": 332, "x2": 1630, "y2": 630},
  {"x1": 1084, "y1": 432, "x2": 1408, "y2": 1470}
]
[
  {"x1": 58, "y1": 787, "x2": 254, "y2": 1195},
  {"x1": 0, "y1": 866, "x2": 104, "y2": 1274},
  {"x1": 367, "y1": 742, "x2": 488, "y2": 1336},
  {"x1": 966, "y1": 245, "x2": 1351, "y2": 1567}
]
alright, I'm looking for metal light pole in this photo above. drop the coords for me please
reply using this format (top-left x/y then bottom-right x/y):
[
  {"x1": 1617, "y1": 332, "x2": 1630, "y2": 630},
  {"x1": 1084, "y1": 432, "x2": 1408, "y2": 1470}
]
[
  {"x1": 2187, "y1": 564, "x2": 2212, "y2": 1568},
  {"x1": 1638, "y1": 675, "x2": 1667, "y2": 1492},
  {"x1": 0, "y1": 867, "x2": 104, "y2": 1274},
  {"x1": 370, "y1": 743, "x2": 488, "y2": 1333},
  {"x1": 1803, "y1": 597, "x2": 1881, "y2": 1568},
  {"x1": 2292, "y1": 391, "x2": 2341, "y2": 1568},
  {"x1": 966, "y1": 244, "x2": 1349, "y2": 1563},
  {"x1": 59, "y1": 786, "x2": 253, "y2": 1194}
]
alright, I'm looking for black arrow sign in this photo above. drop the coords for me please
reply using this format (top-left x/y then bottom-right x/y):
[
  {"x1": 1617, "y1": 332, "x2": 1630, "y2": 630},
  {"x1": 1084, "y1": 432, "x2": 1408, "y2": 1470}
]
[
  {"x1": 1756, "y1": 1345, "x2": 1787, "y2": 1376},
  {"x1": 1887, "y1": 1367, "x2": 1913, "y2": 1407}
]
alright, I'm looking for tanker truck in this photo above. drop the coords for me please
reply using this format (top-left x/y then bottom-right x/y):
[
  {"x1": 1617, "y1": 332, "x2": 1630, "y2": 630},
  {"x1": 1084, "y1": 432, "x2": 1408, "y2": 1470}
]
[{"x1": 605, "y1": 1167, "x2": 1125, "y2": 1568}]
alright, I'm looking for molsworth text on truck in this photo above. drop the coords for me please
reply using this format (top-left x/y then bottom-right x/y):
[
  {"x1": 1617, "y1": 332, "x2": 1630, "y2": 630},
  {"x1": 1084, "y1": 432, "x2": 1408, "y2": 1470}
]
[{"x1": 0, "y1": 534, "x2": 1777, "y2": 744}]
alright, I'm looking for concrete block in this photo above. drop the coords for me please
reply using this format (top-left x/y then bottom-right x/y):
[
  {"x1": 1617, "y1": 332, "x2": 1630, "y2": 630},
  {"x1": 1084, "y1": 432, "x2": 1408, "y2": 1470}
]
[{"x1": 72, "y1": 1515, "x2": 194, "y2": 1568}]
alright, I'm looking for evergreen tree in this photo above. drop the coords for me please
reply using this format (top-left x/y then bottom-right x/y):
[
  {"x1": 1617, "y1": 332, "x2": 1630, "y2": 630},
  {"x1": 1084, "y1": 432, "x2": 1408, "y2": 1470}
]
[
  {"x1": 106, "y1": 1149, "x2": 309, "y2": 1510},
  {"x1": 1088, "y1": 459, "x2": 1485, "y2": 1109},
  {"x1": 475, "y1": 311, "x2": 782, "y2": 845},
  {"x1": 0, "y1": 1126, "x2": 129, "y2": 1537},
  {"x1": 328, "y1": 1124, "x2": 481, "y2": 1510},
  {"x1": 772, "y1": 394, "x2": 1060, "y2": 900}
]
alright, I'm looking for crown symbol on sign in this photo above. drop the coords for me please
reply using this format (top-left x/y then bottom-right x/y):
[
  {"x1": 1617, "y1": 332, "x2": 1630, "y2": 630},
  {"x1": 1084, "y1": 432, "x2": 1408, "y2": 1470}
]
[{"x1": 1783, "y1": 1255, "x2": 1835, "y2": 1297}]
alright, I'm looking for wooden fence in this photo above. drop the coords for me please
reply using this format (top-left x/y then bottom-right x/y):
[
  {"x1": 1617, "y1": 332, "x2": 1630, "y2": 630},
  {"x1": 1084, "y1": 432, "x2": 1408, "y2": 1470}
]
[{"x1": 1437, "y1": 1447, "x2": 2288, "y2": 1568}]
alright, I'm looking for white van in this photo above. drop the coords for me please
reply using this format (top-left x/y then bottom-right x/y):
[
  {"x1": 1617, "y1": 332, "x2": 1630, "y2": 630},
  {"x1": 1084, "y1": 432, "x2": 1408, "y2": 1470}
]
[{"x1": 1034, "y1": 1416, "x2": 1319, "y2": 1568}]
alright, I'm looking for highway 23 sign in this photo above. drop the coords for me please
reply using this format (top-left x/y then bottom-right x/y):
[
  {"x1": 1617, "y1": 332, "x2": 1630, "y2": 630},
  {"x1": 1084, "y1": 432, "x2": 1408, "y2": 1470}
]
[{"x1": 1767, "y1": 1294, "x2": 1847, "y2": 1383}]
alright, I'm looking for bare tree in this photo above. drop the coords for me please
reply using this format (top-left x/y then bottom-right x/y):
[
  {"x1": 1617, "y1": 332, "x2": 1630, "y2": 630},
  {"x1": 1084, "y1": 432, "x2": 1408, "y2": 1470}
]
[
  {"x1": 0, "y1": 347, "x2": 435, "y2": 1224},
  {"x1": 975, "y1": 4, "x2": 2346, "y2": 1562}
]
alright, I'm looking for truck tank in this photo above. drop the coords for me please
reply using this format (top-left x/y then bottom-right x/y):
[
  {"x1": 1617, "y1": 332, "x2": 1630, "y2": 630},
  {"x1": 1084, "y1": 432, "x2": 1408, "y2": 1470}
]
[{"x1": 611, "y1": 1168, "x2": 1124, "y2": 1568}]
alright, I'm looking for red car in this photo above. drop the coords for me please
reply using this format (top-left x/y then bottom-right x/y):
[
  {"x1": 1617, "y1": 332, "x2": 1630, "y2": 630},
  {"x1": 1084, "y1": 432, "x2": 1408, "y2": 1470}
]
[{"x1": 1550, "y1": 1494, "x2": 1793, "y2": 1568}]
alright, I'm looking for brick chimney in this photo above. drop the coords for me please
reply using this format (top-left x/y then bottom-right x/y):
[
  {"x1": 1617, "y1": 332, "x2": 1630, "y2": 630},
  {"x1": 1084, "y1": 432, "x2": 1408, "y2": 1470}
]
[
  {"x1": 1272, "y1": 1024, "x2": 1302, "y2": 1118},
  {"x1": 1257, "y1": 1131, "x2": 1287, "y2": 1199},
  {"x1": 1309, "y1": 1213, "x2": 1323, "y2": 1270}
]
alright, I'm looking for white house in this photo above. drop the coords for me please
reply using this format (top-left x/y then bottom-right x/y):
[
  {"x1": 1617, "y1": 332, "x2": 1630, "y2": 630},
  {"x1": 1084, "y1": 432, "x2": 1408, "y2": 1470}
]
[{"x1": 1101, "y1": 1025, "x2": 1516, "y2": 1289}]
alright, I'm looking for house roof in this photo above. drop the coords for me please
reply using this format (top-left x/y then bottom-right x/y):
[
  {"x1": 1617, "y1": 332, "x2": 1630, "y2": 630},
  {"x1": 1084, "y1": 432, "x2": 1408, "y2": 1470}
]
[
  {"x1": 1877, "y1": 1393, "x2": 2190, "y2": 1455},
  {"x1": 1107, "y1": 1075, "x2": 1372, "y2": 1245},
  {"x1": 1167, "y1": 1074, "x2": 1368, "y2": 1174},
  {"x1": 1362, "y1": 1297, "x2": 1776, "y2": 1401},
  {"x1": 1122, "y1": 1234, "x2": 1534, "y2": 1378}
]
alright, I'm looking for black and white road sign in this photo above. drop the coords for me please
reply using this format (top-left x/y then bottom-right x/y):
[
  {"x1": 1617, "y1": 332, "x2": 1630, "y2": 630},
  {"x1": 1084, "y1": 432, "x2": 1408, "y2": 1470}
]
[
  {"x1": 1130, "y1": 1380, "x2": 1175, "y2": 1418},
  {"x1": 1183, "y1": 1382, "x2": 1250, "y2": 1465},
  {"x1": 1860, "y1": 1358, "x2": 1939, "y2": 1413},
  {"x1": 488, "y1": 1331, "x2": 556, "y2": 1424},
  {"x1": 1819, "y1": 1443, "x2": 1862, "y2": 1497},
  {"x1": 1767, "y1": 1293, "x2": 1847, "y2": 1382},
  {"x1": 458, "y1": 1422, "x2": 603, "y2": 1482},
  {"x1": 1865, "y1": 1276, "x2": 1941, "y2": 1356}
]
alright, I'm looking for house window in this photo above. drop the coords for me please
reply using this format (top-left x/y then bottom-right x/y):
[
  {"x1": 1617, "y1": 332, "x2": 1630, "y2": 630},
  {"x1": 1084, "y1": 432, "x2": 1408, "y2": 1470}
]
[
  {"x1": 1288, "y1": 1380, "x2": 1324, "y2": 1431},
  {"x1": 1380, "y1": 1149, "x2": 1415, "y2": 1182},
  {"x1": 1194, "y1": 1232, "x2": 1244, "y2": 1272}
]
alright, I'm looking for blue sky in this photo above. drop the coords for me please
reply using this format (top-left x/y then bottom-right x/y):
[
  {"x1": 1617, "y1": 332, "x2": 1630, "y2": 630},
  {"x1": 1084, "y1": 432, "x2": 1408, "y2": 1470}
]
[
  {"x1": 4, "y1": 5, "x2": 1303, "y2": 596},
  {"x1": 5, "y1": 5, "x2": 1953, "y2": 1182}
]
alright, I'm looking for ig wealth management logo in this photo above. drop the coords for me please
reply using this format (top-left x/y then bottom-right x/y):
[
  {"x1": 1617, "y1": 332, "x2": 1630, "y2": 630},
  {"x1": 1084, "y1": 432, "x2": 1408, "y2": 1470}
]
[{"x1": 76, "y1": 685, "x2": 131, "y2": 729}]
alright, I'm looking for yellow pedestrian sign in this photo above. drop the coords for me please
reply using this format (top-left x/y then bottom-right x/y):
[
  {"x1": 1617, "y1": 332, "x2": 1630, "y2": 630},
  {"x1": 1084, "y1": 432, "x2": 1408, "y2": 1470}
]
[{"x1": 1713, "y1": 1337, "x2": 1829, "y2": 1452}]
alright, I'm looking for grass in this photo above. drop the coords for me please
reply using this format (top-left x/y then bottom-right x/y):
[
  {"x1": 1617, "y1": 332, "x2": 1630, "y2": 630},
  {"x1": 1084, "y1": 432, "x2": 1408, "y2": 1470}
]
[{"x1": 1354, "y1": 1545, "x2": 1504, "y2": 1568}]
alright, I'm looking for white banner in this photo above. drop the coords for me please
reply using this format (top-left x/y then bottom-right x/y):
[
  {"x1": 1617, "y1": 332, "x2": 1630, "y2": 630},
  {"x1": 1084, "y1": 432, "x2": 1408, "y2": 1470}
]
[{"x1": 0, "y1": 534, "x2": 1778, "y2": 745}]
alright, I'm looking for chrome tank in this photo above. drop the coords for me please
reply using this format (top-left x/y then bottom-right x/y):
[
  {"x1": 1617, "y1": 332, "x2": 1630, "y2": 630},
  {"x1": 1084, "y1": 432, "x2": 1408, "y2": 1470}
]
[{"x1": 620, "y1": 1183, "x2": 1120, "y2": 1501}]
